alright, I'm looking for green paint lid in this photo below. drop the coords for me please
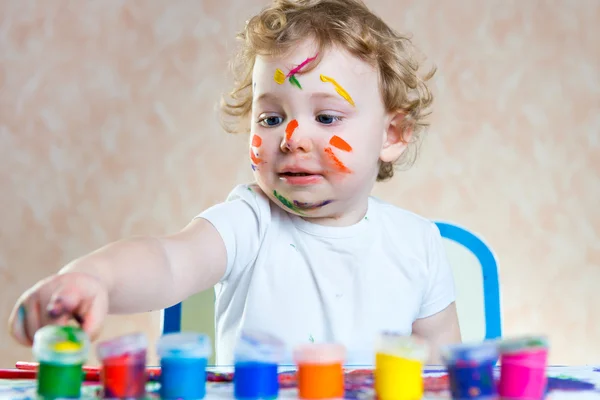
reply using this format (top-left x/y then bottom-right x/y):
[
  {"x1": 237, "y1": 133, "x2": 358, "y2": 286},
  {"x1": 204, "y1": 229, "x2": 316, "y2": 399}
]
[
  {"x1": 33, "y1": 325, "x2": 89, "y2": 364},
  {"x1": 376, "y1": 332, "x2": 429, "y2": 362},
  {"x1": 234, "y1": 330, "x2": 285, "y2": 364},
  {"x1": 157, "y1": 332, "x2": 212, "y2": 359},
  {"x1": 498, "y1": 335, "x2": 549, "y2": 354}
]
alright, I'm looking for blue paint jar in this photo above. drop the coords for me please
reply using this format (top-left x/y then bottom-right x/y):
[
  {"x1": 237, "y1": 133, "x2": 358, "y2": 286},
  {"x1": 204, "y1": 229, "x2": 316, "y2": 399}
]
[
  {"x1": 233, "y1": 330, "x2": 285, "y2": 400},
  {"x1": 157, "y1": 332, "x2": 212, "y2": 400},
  {"x1": 441, "y1": 341, "x2": 499, "y2": 400}
]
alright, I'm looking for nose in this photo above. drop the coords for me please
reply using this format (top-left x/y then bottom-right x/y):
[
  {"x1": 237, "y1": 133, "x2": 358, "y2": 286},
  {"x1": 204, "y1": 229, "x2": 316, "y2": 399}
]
[{"x1": 280, "y1": 119, "x2": 313, "y2": 153}]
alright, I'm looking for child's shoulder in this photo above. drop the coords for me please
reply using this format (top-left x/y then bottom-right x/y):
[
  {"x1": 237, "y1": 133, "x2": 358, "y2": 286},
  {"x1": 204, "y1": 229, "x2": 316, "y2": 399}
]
[
  {"x1": 370, "y1": 196, "x2": 436, "y2": 227},
  {"x1": 368, "y1": 196, "x2": 440, "y2": 242}
]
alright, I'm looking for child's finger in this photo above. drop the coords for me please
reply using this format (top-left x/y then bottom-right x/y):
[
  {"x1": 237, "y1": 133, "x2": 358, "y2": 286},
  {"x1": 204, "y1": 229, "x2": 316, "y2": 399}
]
[
  {"x1": 21, "y1": 297, "x2": 42, "y2": 346},
  {"x1": 45, "y1": 285, "x2": 82, "y2": 319},
  {"x1": 77, "y1": 291, "x2": 108, "y2": 340}
]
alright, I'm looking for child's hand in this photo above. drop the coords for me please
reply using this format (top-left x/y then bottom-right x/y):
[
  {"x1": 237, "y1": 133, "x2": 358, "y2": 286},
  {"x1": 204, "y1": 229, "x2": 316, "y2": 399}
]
[{"x1": 8, "y1": 272, "x2": 109, "y2": 346}]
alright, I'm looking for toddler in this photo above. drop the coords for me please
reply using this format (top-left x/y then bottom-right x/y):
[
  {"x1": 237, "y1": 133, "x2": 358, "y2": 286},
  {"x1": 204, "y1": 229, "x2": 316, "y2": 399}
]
[{"x1": 9, "y1": 0, "x2": 461, "y2": 365}]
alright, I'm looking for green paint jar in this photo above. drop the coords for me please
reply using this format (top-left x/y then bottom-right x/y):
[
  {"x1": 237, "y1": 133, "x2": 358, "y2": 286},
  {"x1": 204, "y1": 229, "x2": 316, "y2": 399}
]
[{"x1": 32, "y1": 325, "x2": 89, "y2": 399}]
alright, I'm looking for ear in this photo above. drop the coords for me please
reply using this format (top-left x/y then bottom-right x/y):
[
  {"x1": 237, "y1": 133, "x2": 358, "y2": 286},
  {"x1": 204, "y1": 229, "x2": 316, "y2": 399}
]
[{"x1": 379, "y1": 111, "x2": 412, "y2": 163}]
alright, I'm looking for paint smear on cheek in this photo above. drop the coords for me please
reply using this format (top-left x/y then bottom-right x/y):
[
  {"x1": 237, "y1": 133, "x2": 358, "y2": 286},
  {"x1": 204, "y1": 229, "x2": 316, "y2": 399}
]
[
  {"x1": 251, "y1": 135, "x2": 262, "y2": 147},
  {"x1": 249, "y1": 148, "x2": 262, "y2": 165},
  {"x1": 329, "y1": 135, "x2": 352, "y2": 152},
  {"x1": 324, "y1": 147, "x2": 352, "y2": 173},
  {"x1": 285, "y1": 120, "x2": 299, "y2": 141},
  {"x1": 250, "y1": 135, "x2": 263, "y2": 167},
  {"x1": 273, "y1": 190, "x2": 304, "y2": 214}
]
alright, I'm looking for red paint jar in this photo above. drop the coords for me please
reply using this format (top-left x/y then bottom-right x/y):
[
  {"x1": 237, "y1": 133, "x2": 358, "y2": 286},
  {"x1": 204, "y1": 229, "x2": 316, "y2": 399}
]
[{"x1": 97, "y1": 333, "x2": 148, "y2": 399}]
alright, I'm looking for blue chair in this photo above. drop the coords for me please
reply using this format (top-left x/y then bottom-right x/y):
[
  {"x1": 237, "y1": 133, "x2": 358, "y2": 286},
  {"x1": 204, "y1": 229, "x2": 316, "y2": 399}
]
[
  {"x1": 435, "y1": 221, "x2": 502, "y2": 340},
  {"x1": 161, "y1": 291, "x2": 214, "y2": 335},
  {"x1": 162, "y1": 303, "x2": 182, "y2": 335}
]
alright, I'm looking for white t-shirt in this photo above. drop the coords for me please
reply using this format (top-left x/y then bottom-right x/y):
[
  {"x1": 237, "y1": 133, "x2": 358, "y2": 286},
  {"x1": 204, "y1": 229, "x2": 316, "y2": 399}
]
[{"x1": 198, "y1": 184, "x2": 455, "y2": 365}]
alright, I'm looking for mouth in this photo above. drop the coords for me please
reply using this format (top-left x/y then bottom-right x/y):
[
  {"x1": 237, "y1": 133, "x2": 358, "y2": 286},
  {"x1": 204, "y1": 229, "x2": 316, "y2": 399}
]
[
  {"x1": 278, "y1": 169, "x2": 324, "y2": 185},
  {"x1": 279, "y1": 172, "x2": 318, "y2": 177}
]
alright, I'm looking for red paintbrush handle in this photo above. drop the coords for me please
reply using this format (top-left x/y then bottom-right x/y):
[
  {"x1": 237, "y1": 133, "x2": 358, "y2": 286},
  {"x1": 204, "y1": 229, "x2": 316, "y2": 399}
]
[{"x1": 0, "y1": 369, "x2": 37, "y2": 379}]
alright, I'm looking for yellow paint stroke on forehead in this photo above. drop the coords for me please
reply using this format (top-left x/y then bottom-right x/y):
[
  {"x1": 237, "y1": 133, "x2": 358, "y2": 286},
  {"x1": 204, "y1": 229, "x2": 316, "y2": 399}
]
[
  {"x1": 274, "y1": 68, "x2": 286, "y2": 85},
  {"x1": 320, "y1": 75, "x2": 355, "y2": 106}
]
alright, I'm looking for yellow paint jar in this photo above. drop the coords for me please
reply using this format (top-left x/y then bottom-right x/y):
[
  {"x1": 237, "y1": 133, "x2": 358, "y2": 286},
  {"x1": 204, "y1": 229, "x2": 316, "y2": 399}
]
[{"x1": 374, "y1": 333, "x2": 429, "y2": 400}]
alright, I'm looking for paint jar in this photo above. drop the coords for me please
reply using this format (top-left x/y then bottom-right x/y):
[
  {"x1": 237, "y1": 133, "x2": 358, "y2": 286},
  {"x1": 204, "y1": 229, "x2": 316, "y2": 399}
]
[
  {"x1": 374, "y1": 333, "x2": 429, "y2": 400},
  {"x1": 233, "y1": 330, "x2": 285, "y2": 400},
  {"x1": 294, "y1": 343, "x2": 346, "y2": 399},
  {"x1": 97, "y1": 332, "x2": 148, "y2": 399},
  {"x1": 157, "y1": 332, "x2": 212, "y2": 400},
  {"x1": 498, "y1": 336, "x2": 549, "y2": 400},
  {"x1": 33, "y1": 325, "x2": 89, "y2": 399},
  {"x1": 441, "y1": 341, "x2": 499, "y2": 400}
]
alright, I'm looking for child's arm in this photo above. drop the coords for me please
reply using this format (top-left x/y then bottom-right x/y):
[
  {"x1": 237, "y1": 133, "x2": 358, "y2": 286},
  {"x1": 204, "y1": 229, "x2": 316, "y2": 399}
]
[
  {"x1": 62, "y1": 218, "x2": 226, "y2": 313},
  {"x1": 412, "y1": 302, "x2": 461, "y2": 364},
  {"x1": 9, "y1": 217, "x2": 226, "y2": 345}
]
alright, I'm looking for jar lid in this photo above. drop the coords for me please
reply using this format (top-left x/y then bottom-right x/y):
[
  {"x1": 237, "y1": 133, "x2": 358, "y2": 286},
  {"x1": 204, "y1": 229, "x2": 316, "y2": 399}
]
[
  {"x1": 441, "y1": 341, "x2": 498, "y2": 365},
  {"x1": 157, "y1": 332, "x2": 212, "y2": 359},
  {"x1": 234, "y1": 330, "x2": 284, "y2": 364},
  {"x1": 33, "y1": 325, "x2": 89, "y2": 364},
  {"x1": 498, "y1": 335, "x2": 548, "y2": 354},
  {"x1": 293, "y1": 343, "x2": 346, "y2": 365},
  {"x1": 96, "y1": 332, "x2": 148, "y2": 361},
  {"x1": 376, "y1": 332, "x2": 429, "y2": 362}
]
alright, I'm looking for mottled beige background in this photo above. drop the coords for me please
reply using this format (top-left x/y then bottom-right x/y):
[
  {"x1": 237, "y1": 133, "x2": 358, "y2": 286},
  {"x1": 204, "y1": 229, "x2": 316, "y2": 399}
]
[{"x1": 1, "y1": 0, "x2": 598, "y2": 367}]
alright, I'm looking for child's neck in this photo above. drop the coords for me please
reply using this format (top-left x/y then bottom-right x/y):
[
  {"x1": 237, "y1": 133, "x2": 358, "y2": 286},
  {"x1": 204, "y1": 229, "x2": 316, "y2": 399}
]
[{"x1": 299, "y1": 199, "x2": 369, "y2": 227}]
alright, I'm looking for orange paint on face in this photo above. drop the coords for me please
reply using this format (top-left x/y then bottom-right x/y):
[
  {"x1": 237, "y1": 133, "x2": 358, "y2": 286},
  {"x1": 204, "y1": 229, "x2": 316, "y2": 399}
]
[
  {"x1": 324, "y1": 147, "x2": 351, "y2": 173},
  {"x1": 252, "y1": 135, "x2": 262, "y2": 147},
  {"x1": 285, "y1": 119, "x2": 299, "y2": 141},
  {"x1": 329, "y1": 135, "x2": 352, "y2": 152},
  {"x1": 250, "y1": 148, "x2": 262, "y2": 165}
]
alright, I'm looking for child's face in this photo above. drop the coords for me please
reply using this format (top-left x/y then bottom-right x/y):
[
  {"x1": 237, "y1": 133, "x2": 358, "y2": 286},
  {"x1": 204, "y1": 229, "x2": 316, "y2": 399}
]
[{"x1": 250, "y1": 39, "x2": 403, "y2": 225}]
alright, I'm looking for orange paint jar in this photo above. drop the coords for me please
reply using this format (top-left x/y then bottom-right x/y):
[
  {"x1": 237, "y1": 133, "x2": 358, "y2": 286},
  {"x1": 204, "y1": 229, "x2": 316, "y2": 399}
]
[{"x1": 294, "y1": 343, "x2": 346, "y2": 399}]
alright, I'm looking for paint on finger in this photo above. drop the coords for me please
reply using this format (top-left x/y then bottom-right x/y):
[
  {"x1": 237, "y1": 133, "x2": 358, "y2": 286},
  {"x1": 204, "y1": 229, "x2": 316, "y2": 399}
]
[
  {"x1": 320, "y1": 74, "x2": 355, "y2": 106},
  {"x1": 47, "y1": 296, "x2": 66, "y2": 319},
  {"x1": 18, "y1": 304, "x2": 27, "y2": 324},
  {"x1": 324, "y1": 147, "x2": 352, "y2": 173},
  {"x1": 285, "y1": 120, "x2": 299, "y2": 141},
  {"x1": 17, "y1": 304, "x2": 32, "y2": 343},
  {"x1": 329, "y1": 135, "x2": 352, "y2": 152}
]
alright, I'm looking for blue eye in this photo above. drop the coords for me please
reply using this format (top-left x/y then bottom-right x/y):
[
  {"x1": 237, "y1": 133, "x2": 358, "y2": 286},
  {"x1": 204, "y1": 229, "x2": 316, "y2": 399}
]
[
  {"x1": 316, "y1": 114, "x2": 342, "y2": 125},
  {"x1": 259, "y1": 116, "x2": 283, "y2": 127}
]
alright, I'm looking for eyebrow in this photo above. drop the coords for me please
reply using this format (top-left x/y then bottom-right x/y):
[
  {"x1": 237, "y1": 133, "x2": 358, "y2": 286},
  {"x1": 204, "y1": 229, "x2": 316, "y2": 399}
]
[
  {"x1": 309, "y1": 92, "x2": 348, "y2": 103},
  {"x1": 254, "y1": 92, "x2": 282, "y2": 103}
]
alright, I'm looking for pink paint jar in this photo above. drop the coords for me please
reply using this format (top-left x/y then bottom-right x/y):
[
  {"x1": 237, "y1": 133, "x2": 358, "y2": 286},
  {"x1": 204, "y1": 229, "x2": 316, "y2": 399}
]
[{"x1": 498, "y1": 336, "x2": 549, "y2": 400}]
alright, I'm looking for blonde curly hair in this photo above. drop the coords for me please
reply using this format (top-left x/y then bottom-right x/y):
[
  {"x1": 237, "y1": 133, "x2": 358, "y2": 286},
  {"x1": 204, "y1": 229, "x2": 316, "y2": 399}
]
[{"x1": 220, "y1": 0, "x2": 435, "y2": 181}]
